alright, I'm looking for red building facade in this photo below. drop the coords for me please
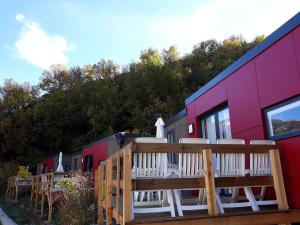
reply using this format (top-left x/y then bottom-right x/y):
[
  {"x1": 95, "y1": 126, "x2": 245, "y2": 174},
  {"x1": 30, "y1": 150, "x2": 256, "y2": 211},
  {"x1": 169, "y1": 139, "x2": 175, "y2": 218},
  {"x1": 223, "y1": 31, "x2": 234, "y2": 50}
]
[
  {"x1": 185, "y1": 12, "x2": 300, "y2": 208},
  {"x1": 40, "y1": 157, "x2": 55, "y2": 173},
  {"x1": 81, "y1": 140, "x2": 108, "y2": 172}
]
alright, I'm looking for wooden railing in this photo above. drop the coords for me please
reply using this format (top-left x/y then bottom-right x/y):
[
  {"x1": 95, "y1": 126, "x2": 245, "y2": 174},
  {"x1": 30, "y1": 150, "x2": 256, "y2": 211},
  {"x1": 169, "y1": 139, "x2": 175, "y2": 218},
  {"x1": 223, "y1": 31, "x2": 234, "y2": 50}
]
[
  {"x1": 97, "y1": 143, "x2": 132, "y2": 225},
  {"x1": 96, "y1": 142, "x2": 300, "y2": 225},
  {"x1": 30, "y1": 175, "x2": 41, "y2": 210},
  {"x1": 6, "y1": 176, "x2": 31, "y2": 201}
]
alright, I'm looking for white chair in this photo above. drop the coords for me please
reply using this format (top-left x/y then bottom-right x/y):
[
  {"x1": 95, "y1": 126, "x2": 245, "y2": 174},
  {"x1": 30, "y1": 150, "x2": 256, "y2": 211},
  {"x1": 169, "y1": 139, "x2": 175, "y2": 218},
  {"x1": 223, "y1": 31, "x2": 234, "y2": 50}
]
[
  {"x1": 173, "y1": 138, "x2": 209, "y2": 216},
  {"x1": 250, "y1": 140, "x2": 277, "y2": 206},
  {"x1": 132, "y1": 137, "x2": 175, "y2": 218},
  {"x1": 215, "y1": 139, "x2": 259, "y2": 213}
]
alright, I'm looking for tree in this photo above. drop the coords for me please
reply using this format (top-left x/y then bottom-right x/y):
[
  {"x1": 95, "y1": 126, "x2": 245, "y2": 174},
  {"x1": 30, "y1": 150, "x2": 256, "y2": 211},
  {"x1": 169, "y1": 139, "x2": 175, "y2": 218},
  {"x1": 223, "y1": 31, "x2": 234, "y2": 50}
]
[
  {"x1": 0, "y1": 35, "x2": 265, "y2": 168},
  {"x1": 162, "y1": 45, "x2": 180, "y2": 64},
  {"x1": 0, "y1": 79, "x2": 38, "y2": 115}
]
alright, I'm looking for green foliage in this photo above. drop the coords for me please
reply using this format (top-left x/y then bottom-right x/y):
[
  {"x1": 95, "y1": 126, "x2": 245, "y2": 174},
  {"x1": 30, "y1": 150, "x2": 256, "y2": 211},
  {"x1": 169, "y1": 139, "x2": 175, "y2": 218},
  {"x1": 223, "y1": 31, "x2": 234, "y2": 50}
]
[
  {"x1": 0, "y1": 161, "x2": 18, "y2": 194},
  {"x1": 16, "y1": 165, "x2": 32, "y2": 179},
  {"x1": 56, "y1": 173, "x2": 95, "y2": 225},
  {"x1": 0, "y1": 35, "x2": 264, "y2": 168}
]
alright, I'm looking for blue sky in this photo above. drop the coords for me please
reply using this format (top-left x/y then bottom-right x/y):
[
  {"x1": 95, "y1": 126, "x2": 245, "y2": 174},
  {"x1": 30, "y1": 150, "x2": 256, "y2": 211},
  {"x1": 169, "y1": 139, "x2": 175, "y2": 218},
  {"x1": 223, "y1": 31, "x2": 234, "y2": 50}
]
[{"x1": 1, "y1": 0, "x2": 299, "y2": 85}]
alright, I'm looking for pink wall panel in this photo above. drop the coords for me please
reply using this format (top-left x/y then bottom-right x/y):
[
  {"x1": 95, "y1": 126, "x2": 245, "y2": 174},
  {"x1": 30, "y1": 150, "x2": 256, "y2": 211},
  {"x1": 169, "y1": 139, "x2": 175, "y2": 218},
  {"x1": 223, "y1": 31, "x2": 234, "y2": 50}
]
[
  {"x1": 226, "y1": 60, "x2": 263, "y2": 134},
  {"x1": 277, "y1": 136, "x2": 300, "y2": 208},
  {"x1": 292, "y1": 26, "x2": 300, "y2": 74},
  {"x1": 231, "y1": 125, "x2": 265, "y2": 144},
  {"x1": 194, "y1": 81, "x2": 227, "y2": 117},
  {"x1": 186, "y1": 102, "x2": 198, "y2": 137},
  {"x1": 82, "y1": 141, "x2": 108, "y2": 171},
  {"x1": 42, "y1": 157, "x2": 55, "y2": 173},
  {"x1": 255, "y1": 33, "x2": 300, "y2": 108}
]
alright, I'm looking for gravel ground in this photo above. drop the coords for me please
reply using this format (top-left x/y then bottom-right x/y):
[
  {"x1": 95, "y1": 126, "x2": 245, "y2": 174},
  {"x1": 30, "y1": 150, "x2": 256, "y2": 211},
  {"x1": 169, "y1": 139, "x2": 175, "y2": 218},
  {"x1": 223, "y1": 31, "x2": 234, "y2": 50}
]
[
  {"x1": 0, "y1": 191, "x2": 45, "y2": 225},
  {"x1": 0, "y1": 207, "x2": 18, "y2": 225}
]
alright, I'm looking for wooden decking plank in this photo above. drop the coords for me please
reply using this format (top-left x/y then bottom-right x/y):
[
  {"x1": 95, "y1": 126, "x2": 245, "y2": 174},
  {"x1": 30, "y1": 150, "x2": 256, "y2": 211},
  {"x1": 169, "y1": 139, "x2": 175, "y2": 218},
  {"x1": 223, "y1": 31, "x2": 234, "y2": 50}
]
[{"x1": 128, "y1": 209, "x2": 300, "y2": 225}]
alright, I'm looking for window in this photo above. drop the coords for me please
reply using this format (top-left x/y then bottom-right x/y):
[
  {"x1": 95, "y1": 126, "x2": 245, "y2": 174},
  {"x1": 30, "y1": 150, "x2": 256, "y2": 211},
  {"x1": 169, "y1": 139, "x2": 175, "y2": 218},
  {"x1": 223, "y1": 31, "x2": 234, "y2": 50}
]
[
  {"x1": 167, "y1": 129, "x2": 175, "y2": 143},
  {"x1": 74, "y1": 158, "x2": 78, "y2": 170},
  {"x1": 265, "y1": 96, "x2": 300, "y2": 140},
  {"x1": 200, "y1": 107, "x2": 232, "y2": 143},
  {"x1": 200, "y1": 106, "x2": 232, "y2": 195},
  {"x1": 85, "y1": 155, "x2": 94, "y2": 171},
  {"x1": 167, "y1": 129, "x2": 176, "y2": 164}
]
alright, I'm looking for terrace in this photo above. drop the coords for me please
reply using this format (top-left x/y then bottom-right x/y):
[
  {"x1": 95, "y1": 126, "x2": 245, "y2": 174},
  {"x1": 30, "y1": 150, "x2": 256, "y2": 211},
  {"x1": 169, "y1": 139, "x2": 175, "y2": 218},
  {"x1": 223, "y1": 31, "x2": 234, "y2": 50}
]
[{"x1": 95, "y1": 140, "x2": 300, "y2": 225}]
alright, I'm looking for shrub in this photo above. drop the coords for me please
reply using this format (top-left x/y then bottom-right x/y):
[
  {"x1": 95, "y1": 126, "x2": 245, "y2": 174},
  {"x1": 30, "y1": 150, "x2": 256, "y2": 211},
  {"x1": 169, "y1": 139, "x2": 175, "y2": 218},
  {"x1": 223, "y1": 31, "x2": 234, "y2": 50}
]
[{"x1": 56, "y1": 172, "x2": 95, "y2": 225}]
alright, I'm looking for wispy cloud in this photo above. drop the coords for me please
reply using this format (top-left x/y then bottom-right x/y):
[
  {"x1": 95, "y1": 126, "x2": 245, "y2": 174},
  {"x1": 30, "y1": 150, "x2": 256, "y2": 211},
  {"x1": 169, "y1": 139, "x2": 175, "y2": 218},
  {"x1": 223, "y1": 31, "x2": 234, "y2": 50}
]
[
  {"x1": 14, "y1": 13, "x2": 76, "y2": 70},
  {"x1": 147, "y1": 0, "x2": 300, "y2": 54}
]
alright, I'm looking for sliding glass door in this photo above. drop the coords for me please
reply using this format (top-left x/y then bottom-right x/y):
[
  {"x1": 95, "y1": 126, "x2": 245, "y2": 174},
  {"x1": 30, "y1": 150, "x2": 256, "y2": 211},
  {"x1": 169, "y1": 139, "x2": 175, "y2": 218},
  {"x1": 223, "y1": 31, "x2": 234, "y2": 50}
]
[
  {"x1": 200, "y1": 107, "x2": 232, "y2": 143},
  {"x1": 200, "y1": 107, "x2": 232, "y2": 195}
]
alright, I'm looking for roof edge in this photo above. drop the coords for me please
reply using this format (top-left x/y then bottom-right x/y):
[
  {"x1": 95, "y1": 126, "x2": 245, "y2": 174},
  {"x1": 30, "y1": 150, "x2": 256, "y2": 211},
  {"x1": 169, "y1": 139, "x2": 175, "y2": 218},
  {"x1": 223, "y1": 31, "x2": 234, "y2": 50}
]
[{"x1": 165, "y1": 109, "x2": 186, "y2": 127}]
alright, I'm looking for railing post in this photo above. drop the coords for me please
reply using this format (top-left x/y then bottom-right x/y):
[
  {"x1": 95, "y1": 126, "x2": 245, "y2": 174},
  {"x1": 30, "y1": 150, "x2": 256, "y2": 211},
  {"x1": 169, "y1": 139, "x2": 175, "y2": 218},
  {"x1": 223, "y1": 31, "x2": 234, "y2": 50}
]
[
  {"x1": 123, "y1": 144, "x2": 133, "y2": 225},
  {"x1": 203, "y1": 149, "x2": 218, "y2": 216},
  {"x1": 94, "y1": 167, "x2": 99, "y2": 205},
  {"x1": 14, "y1": 177, "x2": 19, "y2": 201},
  {"x1": 269, "y1": 149, "x2": 289, "y2": 210},
  {"x1": 116, "y1": 154, "x2": 120, "y2": 224},
  {"x1": 106, "y1": 159, "x2": 113, "y2": 225},
  {"x1": 97, "y1": 166, "x2": 104, "y2": 225}
]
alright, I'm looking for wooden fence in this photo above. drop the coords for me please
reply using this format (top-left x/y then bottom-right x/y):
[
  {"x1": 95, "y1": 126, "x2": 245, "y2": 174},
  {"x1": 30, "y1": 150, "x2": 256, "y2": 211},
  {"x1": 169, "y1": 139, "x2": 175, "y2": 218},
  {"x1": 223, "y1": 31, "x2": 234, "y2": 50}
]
[{"x1": 96, "y1": 142, "x2": 300, "y2": 225}]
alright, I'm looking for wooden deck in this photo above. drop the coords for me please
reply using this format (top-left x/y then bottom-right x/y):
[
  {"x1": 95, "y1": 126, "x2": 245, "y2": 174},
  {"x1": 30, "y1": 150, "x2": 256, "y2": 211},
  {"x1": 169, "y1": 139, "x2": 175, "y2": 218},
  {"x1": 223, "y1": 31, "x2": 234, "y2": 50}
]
[
  {"x1": 129, "y1": 209, "x2": 300, "y2": 225},
  {"x1": 96, "y1": 142, "x2": 300, "y2": 225}
]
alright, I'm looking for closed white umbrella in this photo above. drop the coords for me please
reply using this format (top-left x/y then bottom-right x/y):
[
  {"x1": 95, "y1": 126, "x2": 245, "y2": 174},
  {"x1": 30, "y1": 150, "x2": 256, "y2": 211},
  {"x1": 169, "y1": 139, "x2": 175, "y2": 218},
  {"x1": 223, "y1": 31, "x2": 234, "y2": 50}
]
[
  {"x1": 56, "y1": 152, "x2": 64, "y2": 172},
  {"x1": 155, "y1": 117, "x2": 165, "y2": 138}
]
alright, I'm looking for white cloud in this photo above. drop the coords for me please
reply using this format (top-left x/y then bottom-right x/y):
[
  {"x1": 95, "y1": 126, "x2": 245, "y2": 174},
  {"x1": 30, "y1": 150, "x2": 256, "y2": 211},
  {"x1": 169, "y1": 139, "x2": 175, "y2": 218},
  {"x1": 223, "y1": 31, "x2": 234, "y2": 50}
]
[
  {"x1": 147, "y1": 0, "x2": 300, "y2": 54},
  {"x1": 14, "y1": 13, "x2": 76, "y2": 70}
]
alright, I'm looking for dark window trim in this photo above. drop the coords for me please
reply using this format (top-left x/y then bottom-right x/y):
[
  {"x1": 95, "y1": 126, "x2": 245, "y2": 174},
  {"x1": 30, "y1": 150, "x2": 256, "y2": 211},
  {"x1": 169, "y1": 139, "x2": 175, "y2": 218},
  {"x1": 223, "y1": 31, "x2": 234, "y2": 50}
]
[
  {"x1": 85, "y1": 154, "x2": 94, "y2": 171},
  {"x1": 167, "y1": 129, "x2": 175, "y2": 143},
  {"x1": 265, "y1": 95, "x2": 300, "y2": 141}
]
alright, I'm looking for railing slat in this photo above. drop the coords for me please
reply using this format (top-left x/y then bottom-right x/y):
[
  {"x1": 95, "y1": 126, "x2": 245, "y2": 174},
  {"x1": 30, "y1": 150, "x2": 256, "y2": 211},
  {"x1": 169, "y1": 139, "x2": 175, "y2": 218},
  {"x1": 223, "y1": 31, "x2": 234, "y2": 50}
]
[
  {"x1": 106, "y1": 159, "x2": 113, "y2": 225},
  {"x1": 123, "y1": 143, "x2": 133, "y2": 225},
  {"x1": 97, "y1": 166, "x2": 104, "y2": 225},
  {"x1": 115, "y1": 154, "x2": 121, "y2": 224}
]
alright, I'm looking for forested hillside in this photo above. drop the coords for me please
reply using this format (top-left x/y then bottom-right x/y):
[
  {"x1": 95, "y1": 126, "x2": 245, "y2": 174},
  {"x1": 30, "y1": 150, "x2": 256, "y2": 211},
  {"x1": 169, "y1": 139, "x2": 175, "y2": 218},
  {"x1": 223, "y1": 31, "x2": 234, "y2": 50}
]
[{"x1": 0, "y1": 35, "x2": 264, "y2": 168}]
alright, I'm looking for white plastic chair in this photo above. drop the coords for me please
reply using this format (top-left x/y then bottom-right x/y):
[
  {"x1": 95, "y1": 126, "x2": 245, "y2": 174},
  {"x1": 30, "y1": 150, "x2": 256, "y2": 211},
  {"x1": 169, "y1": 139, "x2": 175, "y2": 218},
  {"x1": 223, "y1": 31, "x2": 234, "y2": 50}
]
[
  {"x1": 250, "y1": 140, "x2": 277, "y2": 206},
  {"x1": 132, "y1": 137, "x2": 175, "y2": 217},
  {"x1": 215, "y1": 139, "x2": 259, "y2": 213},
  {"x1": 173, "y1": 138, "x2": 209, "y2": 216}
]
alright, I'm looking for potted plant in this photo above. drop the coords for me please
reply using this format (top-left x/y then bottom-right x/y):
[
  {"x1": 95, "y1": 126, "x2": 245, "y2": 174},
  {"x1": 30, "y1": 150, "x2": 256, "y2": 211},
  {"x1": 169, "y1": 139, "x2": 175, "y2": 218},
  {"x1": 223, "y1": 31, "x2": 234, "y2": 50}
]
[{"x1": 17, "y1": 166, "x2": 32, "y2": 185}]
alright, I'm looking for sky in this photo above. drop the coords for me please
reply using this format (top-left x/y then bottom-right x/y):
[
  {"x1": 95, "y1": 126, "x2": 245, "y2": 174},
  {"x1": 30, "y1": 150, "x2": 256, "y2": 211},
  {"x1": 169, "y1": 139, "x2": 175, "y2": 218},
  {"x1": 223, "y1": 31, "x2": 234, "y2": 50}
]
[{"x1": 0, "y1": 0, "x2": 299, "y2": 85}]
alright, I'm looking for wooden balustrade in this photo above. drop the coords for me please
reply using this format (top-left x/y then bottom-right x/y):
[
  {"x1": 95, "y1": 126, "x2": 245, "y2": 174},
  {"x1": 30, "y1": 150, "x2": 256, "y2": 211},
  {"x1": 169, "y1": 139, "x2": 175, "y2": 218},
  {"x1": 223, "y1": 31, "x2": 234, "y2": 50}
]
[
  {"x1": 98, "y1": 143, "x2": 133, "y2": 225},
  {"x1": 30, "y1": 175, "x2": 41, "y2": 210},
  {"x1": 97, "y1": 141, "x2": 300, "y2": 225},
  {"x1": 6, "y1": 176, "x2": 31, "y2": 201}
]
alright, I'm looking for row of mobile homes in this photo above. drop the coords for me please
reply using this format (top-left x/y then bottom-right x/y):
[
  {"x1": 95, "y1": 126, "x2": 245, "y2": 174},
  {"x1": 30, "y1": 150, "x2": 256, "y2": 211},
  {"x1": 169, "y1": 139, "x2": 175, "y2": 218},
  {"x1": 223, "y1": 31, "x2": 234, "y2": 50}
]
[{"x1": 37, "y1": 132, "x2": 138, "y2": 174}]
